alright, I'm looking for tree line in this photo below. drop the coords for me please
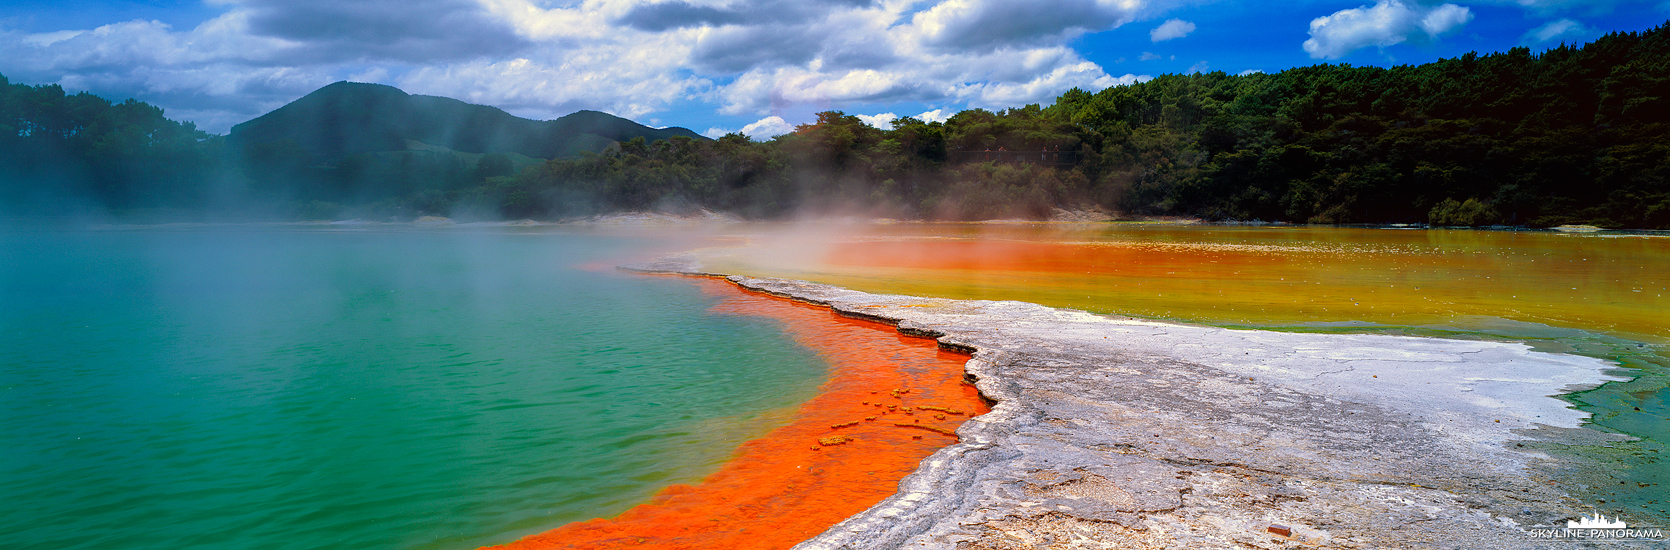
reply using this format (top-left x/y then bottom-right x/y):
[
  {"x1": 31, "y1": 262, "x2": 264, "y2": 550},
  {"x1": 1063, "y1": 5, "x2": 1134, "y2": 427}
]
[
  {"x1": 3, "y1": 22, "x2": 1667, "y2": 227},
  {"x1": 0, "y1": 75, "x2": 226, "y2": 214},
  {"x1": 499, "y1": 22, "x2": 1667, "y2": 228}
]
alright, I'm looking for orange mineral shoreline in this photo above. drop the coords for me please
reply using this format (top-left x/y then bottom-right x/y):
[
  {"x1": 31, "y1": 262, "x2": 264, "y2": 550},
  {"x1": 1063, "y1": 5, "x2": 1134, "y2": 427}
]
[{"x1": 484, "y1": 276, "x2": 988, "y2": 550}]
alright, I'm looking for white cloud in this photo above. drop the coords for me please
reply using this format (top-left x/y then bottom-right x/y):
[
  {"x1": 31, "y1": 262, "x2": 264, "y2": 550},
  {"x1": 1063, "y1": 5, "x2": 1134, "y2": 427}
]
[
  {"x1": 936, "y1": 47, "x2": 1146, "y2": 108},
  {"x1": 2, "y1": 0, "x2": 1165, "y2": 133},
  {"x1": 1238, "y1": 69, "x2": 1264, "y2": 76},
  {"x1": 959, "y1": 64, "x2": 1146, "y2": 109},
  {"x1": 741, "y1": 115, "x2": 797, "y2": 139},
  {"x1": 3, "y1": 16, "x2": 286, "y2": 71},
  {"x1": 703, "y1": 115, "x2": 799, "y2": 140},
  {"x1": 715, "y1": 40, "x2": 1140, "y2": 118},
  {"x1": 1186, "y1": 61, "x2": 1209, "y2": 74},
  {"x1": 1150, "y1": 19, "x2": 1196, "y2": 42},
  {"x1": 394, "y1": 35, "x2": 714, "y2": 122},
  {"x1": 1419, "y1": 4, "x2": 1473, "y2": 35},
  {"x1": 0, "y1": 15, "x2": 340, "y2": 130},
  {"x1": 917, "y1": 108, "x2": 951, "y2": 123},
  {"x1": 12, "y1": 0, "x2": 1642, "y2": 139},
  {"x1": 856, "y1": 112, "x2": 898, "y2": 128},
  {"x1": 1520, "y1": 18, "x2": 1599, "y2": 47},
  {"x1": 1302, "y1": 0, "x2": 1473, "y2": 59},
  {"x1": 21, "y1": 30, "x2": 84, "y2": 47}
]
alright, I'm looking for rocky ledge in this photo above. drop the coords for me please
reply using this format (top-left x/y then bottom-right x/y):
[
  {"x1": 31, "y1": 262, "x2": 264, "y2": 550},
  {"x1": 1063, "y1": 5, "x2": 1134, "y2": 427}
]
[{"x1": 623, "y1": 257, "x2": 1642, "y2": 549}]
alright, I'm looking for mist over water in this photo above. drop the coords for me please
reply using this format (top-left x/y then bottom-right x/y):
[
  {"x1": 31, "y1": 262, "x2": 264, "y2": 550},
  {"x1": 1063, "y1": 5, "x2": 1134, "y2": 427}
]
[
  {"x1": 0, "y1": 225, "x2": 829, "y2": 550},
  {"x1": 7, "y1": 221, "x2": 1667, "y2": 547}
]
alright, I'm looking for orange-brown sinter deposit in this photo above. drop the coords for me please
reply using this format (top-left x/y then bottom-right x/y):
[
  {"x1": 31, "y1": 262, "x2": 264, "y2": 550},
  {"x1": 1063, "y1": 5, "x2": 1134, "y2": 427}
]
[
  {"x1": 712, "y1": 225, "x2": 1668, "y2": 342},
  {"x1": 486, "y1": 277, "x2": 987, "y2": 550}
]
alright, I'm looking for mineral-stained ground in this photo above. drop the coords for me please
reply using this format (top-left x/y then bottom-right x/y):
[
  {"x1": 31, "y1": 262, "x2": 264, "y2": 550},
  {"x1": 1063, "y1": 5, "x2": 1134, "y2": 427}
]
[{"x1": 625, "y1": 255, "x2": 1650, "y2": 550}]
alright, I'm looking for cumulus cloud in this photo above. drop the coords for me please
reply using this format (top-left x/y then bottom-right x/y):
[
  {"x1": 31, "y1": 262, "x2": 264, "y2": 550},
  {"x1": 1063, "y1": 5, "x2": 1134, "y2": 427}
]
[
  {"x1": 1520, "y1": 18, "x2": 1599, "y2": 47},
  {"x1": 703, "y1": 114, "x2": 800, "y2": 140},
  {"x1": 21, "y1": 30, "x2": 84, "y2": 47},
  {"x1": 1302, "y1": 0, "x2": 1473, "y2": 59},
  {"x1": 1150, "y1": 19, "x2": 1195, "y2": 42},
  {"x1": 3, "y1": 0, "x2": 1162, "y2": 133},
  {"x1": 1419, "y1": 4, "x2": 1473, "y2": 35},
  {"x1": 15, "y1": 0, "x2": 1643, "y2": 139},
  {"x1": 719, "y1": 39, "x2": 1094, "y2": 115},
  {"x1": 0, "y1": 15, "x2": 339, "y2": 129},
  {"x1": 396, "y1": 55, "x2": 711, "y2": 121},
  {"x1": 856, "y1": 112, "x2": 898, "y2": 128},
  {"x1": 959, "y1": 63, "x2": 1147, "y2": 109},
  {"x1": 917, "y1": 108, "x2": 951, "y2": 123},
  {"x1": 3, "y1": 17, "x2": 278, "y2": 71},
  {"x1": 1186, "y1": 60, "x2": 1209, "y2": 74},
  {"x1": 742, "y1": 115, "x2": 797, "y2": 138}
]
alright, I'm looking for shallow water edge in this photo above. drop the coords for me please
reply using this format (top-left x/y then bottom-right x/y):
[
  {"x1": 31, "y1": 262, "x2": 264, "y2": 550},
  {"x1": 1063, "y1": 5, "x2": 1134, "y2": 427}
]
[
  {"x1": 478, "y1": 276, "x2": 987, "y2": 550},
  {"x1": 621, "y1": 254, "x2": 1662, "y2": 549}
]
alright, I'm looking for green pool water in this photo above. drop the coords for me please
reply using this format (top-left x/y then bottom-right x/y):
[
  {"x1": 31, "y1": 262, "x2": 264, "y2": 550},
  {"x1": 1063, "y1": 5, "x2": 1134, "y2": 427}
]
[
  {"x1": 0, "y1": 225, "x2": 828, "y2": 550},
  {"x1": 6, "y1": 221, "x2": 1665, "y2": 548}
]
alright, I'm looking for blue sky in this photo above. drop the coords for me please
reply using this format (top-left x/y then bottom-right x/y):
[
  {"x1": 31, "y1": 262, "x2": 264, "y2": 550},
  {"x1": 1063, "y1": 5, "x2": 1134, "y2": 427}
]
[{"x1": 2, "y1": 1, "x2": 1665, "y2": 137}]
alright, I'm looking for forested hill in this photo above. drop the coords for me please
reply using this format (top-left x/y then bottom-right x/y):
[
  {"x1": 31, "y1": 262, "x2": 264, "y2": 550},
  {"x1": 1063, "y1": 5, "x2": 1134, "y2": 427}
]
[
  {"x1": 3, "y1": 22, "x2": 1668, "y2": 226},
  {"x1": 229, "y1": 82, "x2": 703, "y2": 162},
  {"x1": 0, "y1": 78, "x2": 704, "y2": 218},
  {"x1": 495, "y1": 22, "x2": 1668, "y2": 227}
]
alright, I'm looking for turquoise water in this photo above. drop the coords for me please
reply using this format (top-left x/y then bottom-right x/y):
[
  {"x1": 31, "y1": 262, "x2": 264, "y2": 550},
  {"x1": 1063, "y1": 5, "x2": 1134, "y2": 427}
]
[{"x1": 0, "y1": 226, "x2": 829, "y2": 550}]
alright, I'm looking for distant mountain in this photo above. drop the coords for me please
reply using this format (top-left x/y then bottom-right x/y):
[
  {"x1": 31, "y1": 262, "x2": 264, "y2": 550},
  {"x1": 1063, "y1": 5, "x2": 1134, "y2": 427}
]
[{"x1": 228, "y1": 82, "x2": 703, "y2": 162}]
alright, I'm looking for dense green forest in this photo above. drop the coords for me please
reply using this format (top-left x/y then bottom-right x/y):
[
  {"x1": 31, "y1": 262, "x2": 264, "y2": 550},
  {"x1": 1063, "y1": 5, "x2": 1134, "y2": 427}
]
[
  {"x1": 0, "y1": 74, "x2": 228, "y2": 214},
  {"x1": 500, "y1": 22, "x2": 1669, "y2": 227},
  {"x1": 0, "y1": 80, "x2": 699, "y2": 219},
  {"x1": 4, "y1": 23, "x2": 1668, "y2": 227}
]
